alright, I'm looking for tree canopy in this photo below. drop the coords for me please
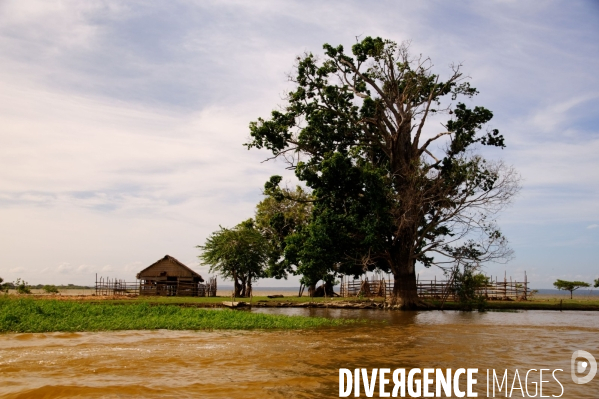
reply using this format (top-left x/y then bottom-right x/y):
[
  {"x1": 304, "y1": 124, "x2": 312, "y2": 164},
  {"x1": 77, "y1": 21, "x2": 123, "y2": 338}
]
[
  {"x1": 246, "y1": 36, "x2": 519, "y2": 307},
  {"x1": 198, "y1": 219, "x2": 268, "y2": 297},
  {"x1": 254, "y1": 184, "x2": 312, "y2": 280},
  {"x1": 553, "y1": 279, "x2": 590, "y2": 299}
]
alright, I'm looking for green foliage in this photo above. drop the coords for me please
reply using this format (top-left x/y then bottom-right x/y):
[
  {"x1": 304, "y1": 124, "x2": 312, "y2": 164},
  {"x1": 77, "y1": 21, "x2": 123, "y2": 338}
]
[
  {"x1": 245, "y1": 36, "x2": 518, "y2": 303},
  {"x1": 553, "y1": 279, "x2": 590, "y2": 299},
  {"x1": 42, "y1": 285, "x2": 60, "y2": 294},
  {"x1": 254, "y1": 185, "x2": 313, "y2": 280},
  {"x1": 0, "y1": 277, "x2": 6, "y2": 294},
  {"x1": 0, "y1": 297, "x2": 353, "y2": 333},
  {"x1": 594, "y1": 278, "x2": 599, "y2": 288},
  {"x1": 198, "y1": 219, "x2": 268, "y2": 297},
  {"x1": 451, "y1": 265, "x2": 488, "y2": 311},
  {"x1": 14, "y1": 278, "x2": 31, "y2": 295}
]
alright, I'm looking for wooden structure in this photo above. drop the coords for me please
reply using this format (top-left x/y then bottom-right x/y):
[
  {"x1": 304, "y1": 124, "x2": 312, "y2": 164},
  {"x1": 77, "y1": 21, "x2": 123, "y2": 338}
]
[
  {"x1": 136, "y1": 255, "x2": 217, "y2": 297},
  {"x1": 95, "y1": 275, "x2": 139, "y2": 296},
  {"x1": 340, "y1": 272, "x2": 529, "y2": 301}
]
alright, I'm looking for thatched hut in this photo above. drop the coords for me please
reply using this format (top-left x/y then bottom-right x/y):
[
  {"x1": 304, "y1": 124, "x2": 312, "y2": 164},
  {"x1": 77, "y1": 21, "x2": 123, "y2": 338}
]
[{"x1": 137, "y1": 255, "x2": 211, "y2": 296}]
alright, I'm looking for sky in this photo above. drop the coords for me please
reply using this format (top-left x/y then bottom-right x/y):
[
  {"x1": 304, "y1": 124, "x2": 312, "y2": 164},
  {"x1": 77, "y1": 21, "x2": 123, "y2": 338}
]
[{"x1": 0, "y1": 0, "x2": 598, "y2": 289}]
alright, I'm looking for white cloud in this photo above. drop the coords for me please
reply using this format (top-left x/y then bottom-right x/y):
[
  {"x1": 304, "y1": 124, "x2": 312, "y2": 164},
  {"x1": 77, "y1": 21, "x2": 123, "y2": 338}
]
[
  {"x1": 8, "y1": 267, "x2": 25, "y2": 274},
  {"x1": 0, "y1": 1, "x2": 598, "y2": 287},
  {"x1": 587, "y1": 224, "x2": 598, "y2": 230}
]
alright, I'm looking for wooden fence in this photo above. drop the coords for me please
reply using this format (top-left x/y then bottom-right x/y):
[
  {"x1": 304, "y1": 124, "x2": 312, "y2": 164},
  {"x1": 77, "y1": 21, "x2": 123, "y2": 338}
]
[
  {"x1": 95, "y1": 275, "x2": 139, "y2": 296},
  {"x1": 339, "y1": 273, "x2": 529, "y2": 300},
  {"x1": 96, "y1": 275, "x2": 217, "y2": 297}
]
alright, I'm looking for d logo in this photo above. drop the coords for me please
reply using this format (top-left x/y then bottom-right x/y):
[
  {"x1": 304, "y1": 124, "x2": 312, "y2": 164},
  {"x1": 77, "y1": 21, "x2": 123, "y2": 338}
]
[{"x1": 571, "y1": 350, "x2": 597, "y2": 384}]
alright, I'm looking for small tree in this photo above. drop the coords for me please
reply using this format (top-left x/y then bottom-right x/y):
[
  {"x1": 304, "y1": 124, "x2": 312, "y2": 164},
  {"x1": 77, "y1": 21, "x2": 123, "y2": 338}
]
[
  {"x1": 553, "y1": 279, "x2": 590, "y2": 299},
  {"x1": 594, "y1": 278, "x2": 599, "y2": 288},
  {"x1": 14, "y1": 278, "x2": 31, "y2": 294},
  {"x1": 451, "y1": 264, "x2": 488, "y2": 311},
  {"x1": 199, "y1": 219, "x2": 268, "y2": 297},
  {"x1": 254, "y1": 185, "x2": 312, "y2": 281}
]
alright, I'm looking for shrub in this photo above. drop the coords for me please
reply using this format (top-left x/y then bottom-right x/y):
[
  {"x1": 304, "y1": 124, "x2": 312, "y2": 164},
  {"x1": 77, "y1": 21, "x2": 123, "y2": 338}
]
[
  {"x1": 42, "y1": 285, "x2": 59, "y2": 294},
  {"x1": 452, "y1": 265, "x2": 488, "y2": 311}
]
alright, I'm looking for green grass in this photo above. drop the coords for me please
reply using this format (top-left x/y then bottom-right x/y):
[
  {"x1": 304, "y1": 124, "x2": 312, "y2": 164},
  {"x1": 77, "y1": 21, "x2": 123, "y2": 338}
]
[{"x1": 0, "y1": 297, "x2": 355, "y2": 333}]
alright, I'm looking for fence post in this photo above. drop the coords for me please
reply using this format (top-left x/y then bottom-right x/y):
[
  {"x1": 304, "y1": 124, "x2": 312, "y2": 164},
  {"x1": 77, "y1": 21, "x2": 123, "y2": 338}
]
[{"x1": 511, "y1": 276, "x2": 515, "y2": 299}]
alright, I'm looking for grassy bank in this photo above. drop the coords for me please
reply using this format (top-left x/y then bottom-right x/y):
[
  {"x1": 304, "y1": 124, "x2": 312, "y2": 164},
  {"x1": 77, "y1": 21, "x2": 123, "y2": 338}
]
[
  {"x1": 126, "y1": 295, "x2": 599, "y2": 310},
  {"x1": 7, "y1": 293, "x2": 599, "y2": 312},
  {"x1": 0, "y1": 297, "x2": 354, "y2": 333}
]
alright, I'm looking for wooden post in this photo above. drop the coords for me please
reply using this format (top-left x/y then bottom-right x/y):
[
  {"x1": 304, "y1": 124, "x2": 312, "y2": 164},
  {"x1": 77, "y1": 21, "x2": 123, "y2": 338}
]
[{"x1": 511, "y1": 276, "x2": 514, "y2": 299}]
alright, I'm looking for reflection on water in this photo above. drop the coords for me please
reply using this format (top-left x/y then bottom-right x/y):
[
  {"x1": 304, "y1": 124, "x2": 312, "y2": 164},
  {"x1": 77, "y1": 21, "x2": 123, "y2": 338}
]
[{"x1": 0, "y1": 310, "x2": 597, "y2": 398}]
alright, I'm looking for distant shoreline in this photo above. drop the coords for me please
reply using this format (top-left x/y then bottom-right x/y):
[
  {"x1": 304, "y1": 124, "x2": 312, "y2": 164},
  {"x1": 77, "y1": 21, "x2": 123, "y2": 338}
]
[{"x1": 10, "y1": 286, "x2": 598, "y2": 299}]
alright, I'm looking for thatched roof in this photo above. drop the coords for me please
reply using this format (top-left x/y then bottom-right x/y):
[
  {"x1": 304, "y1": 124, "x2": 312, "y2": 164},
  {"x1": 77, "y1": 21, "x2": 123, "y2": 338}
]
[{"x1": 136, "y1": 255, "x2": 204, "y2": 281}]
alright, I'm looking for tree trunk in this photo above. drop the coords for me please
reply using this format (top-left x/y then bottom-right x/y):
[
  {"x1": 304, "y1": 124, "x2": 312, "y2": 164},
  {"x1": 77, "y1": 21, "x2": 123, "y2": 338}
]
[
  {"x1": 387, "y1": 144, "x2": 423, "y2": 309},
  {"x1": 392, "y1": 266, "x2": 419, "y2": 308},
  {"x1": 239, "y1": 276, "x2": 247, "y2": 297},
  {"x1": 233, "y1": 275, "x2": 242, "y2": 298},
  {"x1": 313, "y1": 281, "x2": 336, "y2": 297},
  {"x1": 390, "y1": 236, "x2": 420, "y2": 308},
  {"x1": 246, "y1": 280, "x2": 252, "y2": 297},
  {"x1": 307, "y1": 283, "x2": 317, "y2": 297}
]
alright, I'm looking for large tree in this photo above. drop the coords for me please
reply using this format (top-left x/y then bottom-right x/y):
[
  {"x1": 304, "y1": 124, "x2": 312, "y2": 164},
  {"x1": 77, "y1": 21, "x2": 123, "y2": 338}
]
[
  {"x1": 198, "y1": 219, "x2": 268, "y2": 297},
  {"x1": 246, "y1": 37, "x2": 519, "y2": 308}
]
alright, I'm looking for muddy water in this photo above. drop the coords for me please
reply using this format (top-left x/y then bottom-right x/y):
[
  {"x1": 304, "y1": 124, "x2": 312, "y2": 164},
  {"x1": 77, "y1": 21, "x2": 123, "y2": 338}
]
[{"x1": 0, "y1": 310, "x2": 597, "y2": 398}]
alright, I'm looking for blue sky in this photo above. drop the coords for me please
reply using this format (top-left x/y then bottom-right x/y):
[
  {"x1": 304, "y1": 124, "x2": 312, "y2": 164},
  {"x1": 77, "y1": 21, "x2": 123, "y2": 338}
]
[{"x1": 0, "y1": 1, "x2": 598, "y2": 288}]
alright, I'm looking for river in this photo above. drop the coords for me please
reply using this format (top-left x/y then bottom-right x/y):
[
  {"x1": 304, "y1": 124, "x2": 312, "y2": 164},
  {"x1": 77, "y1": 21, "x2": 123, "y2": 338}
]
[{"x1": 0, "y1": 309, "x2": 597, "y2": 398}]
